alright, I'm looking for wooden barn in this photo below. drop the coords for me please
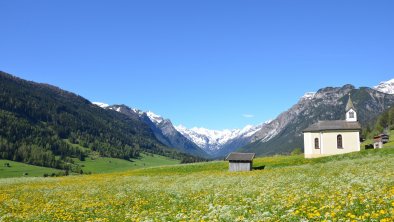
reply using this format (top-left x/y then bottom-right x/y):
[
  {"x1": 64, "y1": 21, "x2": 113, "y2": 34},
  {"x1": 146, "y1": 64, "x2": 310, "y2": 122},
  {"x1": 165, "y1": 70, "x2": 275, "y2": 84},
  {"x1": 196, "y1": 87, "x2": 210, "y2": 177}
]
[{"x1": 225, "y1": 152, "x2": 255, "y2": 172}]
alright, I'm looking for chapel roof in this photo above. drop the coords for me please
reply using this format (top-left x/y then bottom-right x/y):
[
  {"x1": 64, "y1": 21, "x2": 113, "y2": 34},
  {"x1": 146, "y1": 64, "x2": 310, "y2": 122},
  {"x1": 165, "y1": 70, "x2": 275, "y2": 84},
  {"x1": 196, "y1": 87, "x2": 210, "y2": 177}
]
[
  {"x1": 303, "y1": 120, "x2": 361, "y2": 132},
  {"x1": 346, "y1": 94, "x2": 356, "y2": 111}
]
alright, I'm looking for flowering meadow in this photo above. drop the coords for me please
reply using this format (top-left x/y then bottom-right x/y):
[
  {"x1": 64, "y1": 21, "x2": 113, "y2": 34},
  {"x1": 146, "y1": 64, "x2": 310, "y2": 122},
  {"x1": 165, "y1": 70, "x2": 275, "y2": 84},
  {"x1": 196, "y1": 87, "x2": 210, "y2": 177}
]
[{"x1": 0, "y1": 149, "x2": 393, "y2": 221}]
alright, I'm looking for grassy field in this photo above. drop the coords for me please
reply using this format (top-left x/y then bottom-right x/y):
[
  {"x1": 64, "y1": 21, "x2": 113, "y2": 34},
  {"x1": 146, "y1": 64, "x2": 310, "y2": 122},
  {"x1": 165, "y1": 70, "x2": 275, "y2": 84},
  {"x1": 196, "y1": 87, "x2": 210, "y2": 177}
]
[
  {"x1": 73, "y1": 153, "x2": 180, "y2": 174},
  {"x1": 383, "y1": 130, "x2": 394, "y2": 148},
  {"x1": 0, "y1": 148, "x2": 393, "y2": 221},
  {"x1": 0, "y1": 154, "x2": 179, "y2": 178},
  {"x1": 0, "y1": 160, "x2": 61, "y2": 179}
]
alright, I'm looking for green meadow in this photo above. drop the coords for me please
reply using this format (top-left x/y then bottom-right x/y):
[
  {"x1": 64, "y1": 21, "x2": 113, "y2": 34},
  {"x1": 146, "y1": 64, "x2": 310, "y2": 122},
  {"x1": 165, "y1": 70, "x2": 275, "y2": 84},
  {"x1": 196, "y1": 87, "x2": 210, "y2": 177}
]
[
  {"x1": 0, "y1": 153, "x2": 179, "y2": 178},
  {"x1": 73, "y1": 153, "x2": 180, "y2": 174},
  {"x1": 0, "y1": 148, "x2": 393, "y2": 221},
  {"x1": 0, "y1": 160, "x2": 62, "y2": 178}
]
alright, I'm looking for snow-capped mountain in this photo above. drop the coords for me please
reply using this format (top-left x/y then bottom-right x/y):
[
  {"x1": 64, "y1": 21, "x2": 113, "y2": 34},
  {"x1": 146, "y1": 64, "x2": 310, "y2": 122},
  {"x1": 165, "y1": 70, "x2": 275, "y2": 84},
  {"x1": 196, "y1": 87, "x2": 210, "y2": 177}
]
[
  {"x1": 94, "y1": 103, "x2": 208, "y2": 158},
  {"x1": 175, "y1": 124, "x2": 266, "y2": 157},
  {"x1": 374, "y1": 78, "x2": 394, "y2": 94}
]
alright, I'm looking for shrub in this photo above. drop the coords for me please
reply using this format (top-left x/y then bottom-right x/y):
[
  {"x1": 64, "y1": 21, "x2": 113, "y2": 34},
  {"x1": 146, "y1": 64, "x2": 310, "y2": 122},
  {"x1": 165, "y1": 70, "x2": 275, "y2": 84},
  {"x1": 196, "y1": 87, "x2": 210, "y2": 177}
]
[{"x1": 291, "y1": 148, "x2": 303, "y2": 155}]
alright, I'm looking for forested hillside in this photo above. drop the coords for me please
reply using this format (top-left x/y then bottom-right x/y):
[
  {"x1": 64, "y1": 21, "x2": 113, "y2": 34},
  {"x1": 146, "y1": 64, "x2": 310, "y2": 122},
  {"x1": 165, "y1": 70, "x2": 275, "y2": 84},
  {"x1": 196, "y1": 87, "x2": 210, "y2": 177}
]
[
  {"x1": 0, "y1": 71, "x2": 200, "y2": 172},
  {"x1": 362, "y1": 106, "x2": 394, "y2": 139}
]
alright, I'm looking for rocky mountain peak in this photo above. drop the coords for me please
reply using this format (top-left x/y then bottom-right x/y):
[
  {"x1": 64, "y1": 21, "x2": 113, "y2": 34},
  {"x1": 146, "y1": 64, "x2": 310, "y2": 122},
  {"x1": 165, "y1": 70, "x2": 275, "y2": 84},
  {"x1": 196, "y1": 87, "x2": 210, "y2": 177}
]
[
  {"x1": 300, "y1": 92, "x2": 316, "y2": 101},
  {"x1": 92, "y1": 102, "x2": 109, "y2": 108}
]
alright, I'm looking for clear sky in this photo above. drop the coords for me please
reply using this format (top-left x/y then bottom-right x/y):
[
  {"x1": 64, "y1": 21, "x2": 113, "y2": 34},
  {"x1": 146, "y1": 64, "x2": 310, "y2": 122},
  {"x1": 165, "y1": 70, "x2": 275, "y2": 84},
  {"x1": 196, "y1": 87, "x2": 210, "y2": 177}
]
[{"x1": 1, "y1": 1, "x2": 393, "y2": 130}]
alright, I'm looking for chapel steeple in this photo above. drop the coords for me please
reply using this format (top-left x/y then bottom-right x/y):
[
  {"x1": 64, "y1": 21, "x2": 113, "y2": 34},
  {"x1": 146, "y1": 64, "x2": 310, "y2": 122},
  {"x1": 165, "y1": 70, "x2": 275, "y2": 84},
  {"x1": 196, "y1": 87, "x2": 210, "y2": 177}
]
[{"x1": 345, "y1": 94, "x2": 357, "y2": 122}]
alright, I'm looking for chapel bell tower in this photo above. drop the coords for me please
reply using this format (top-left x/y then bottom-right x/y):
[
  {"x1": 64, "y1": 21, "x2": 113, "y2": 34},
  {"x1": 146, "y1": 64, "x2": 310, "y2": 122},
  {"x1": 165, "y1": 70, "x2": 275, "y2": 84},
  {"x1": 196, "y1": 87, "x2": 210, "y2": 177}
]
[{"x1": 345, "y1": 94, "x2": 357, "y2": 122}]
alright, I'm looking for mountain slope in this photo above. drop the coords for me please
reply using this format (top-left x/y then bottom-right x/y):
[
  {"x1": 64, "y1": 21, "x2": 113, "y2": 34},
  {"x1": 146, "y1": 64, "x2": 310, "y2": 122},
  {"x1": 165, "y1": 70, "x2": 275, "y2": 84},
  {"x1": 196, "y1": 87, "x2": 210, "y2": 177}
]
[
  {"x1": 240, "y1": 84, "x2": 394, "y2": 155},
  {"x1": 101, "y1": 105, "x2": 208, "y2": 158},
  {"x1": 0, "y1": 71, "x2": 194, "y2": 170}
]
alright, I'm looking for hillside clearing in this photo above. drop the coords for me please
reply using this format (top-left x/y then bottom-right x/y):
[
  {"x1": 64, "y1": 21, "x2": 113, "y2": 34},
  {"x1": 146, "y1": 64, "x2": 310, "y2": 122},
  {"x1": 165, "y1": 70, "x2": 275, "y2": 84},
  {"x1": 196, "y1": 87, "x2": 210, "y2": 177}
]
[{"x1": 0, "y1": 148, "x2": 393, "y2": 221}]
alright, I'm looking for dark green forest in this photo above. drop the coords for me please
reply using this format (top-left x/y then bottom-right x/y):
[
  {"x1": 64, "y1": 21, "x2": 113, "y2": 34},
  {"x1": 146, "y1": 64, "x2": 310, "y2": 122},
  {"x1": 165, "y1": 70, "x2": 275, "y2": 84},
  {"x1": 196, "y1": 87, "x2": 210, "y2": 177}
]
[{"x1": 0, "y1": 71, "x2": 202, "y2": 172}]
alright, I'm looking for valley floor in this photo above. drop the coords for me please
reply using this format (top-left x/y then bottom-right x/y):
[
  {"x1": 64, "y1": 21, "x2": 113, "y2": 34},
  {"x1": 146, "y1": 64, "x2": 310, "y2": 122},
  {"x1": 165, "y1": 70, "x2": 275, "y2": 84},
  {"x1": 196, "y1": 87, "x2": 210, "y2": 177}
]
[
  {"x1": 0, "y1": 148, "x2": 393, "y2": 221},
  {"x1": 0, "y1": 154, "x2": 179, "y2": 179}
]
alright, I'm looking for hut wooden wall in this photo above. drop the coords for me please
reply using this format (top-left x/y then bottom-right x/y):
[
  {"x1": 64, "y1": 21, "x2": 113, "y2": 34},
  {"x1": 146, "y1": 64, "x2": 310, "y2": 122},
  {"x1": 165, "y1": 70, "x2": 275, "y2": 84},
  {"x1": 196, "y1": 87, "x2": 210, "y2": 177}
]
[{"x1": 229, "y1": 162, "x2": 252, "y2": 172}]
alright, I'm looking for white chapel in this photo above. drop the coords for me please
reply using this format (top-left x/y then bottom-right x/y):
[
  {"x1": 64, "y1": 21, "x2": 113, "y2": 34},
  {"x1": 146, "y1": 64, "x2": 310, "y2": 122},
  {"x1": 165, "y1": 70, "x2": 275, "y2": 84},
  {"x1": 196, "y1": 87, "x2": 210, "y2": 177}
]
[{"x1": 303, "y1": 95, "x2": 361, "y2": 158}]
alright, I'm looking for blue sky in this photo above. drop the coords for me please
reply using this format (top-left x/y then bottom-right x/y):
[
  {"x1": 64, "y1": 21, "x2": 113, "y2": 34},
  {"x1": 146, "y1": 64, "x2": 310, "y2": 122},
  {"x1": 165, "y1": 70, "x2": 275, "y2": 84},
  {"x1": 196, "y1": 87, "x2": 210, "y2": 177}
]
[{"x1": 1, "y1": 1, "x2": 393, "y2": 130}]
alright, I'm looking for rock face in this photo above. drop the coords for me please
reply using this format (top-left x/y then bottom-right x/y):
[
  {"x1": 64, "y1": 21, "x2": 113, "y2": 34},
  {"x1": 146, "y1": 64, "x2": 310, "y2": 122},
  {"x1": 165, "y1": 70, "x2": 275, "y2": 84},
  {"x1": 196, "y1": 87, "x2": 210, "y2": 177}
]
[
  {"x1": 239, "y1": 85, "x2": 394, "y2": 155},
  {"x1": 100, "y1": 105, "x2": 209, "y2": 158}
]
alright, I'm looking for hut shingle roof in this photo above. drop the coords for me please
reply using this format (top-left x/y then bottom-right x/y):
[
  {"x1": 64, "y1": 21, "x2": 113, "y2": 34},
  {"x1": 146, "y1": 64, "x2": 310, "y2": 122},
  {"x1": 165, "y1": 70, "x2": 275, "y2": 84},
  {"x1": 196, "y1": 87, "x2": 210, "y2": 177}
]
[{"x1": 226, "y1": 152, "x2": 255, "y2": 161}]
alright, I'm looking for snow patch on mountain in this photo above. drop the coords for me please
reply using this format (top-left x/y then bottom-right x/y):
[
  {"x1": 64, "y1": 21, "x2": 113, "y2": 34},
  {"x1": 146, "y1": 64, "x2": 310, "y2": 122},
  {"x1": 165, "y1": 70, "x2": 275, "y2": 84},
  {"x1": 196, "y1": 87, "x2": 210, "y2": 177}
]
[
  {"x1": 301, "y1": 92, "x2": 316, "y2": 100},
  {"x1": 374, "y1": 78, "x2": 394, "y2": 94},
  {"x1": 146, "y1": 111, "x2": 163, "y2": 124},
  {"x1": 92, "y1": 102, "x2": 109, "y2": 108},
  {"x1": 107, "y1": 106, "x2": 122, "y2": 112},
  {"x1": 264, "y1": 119, "x2": 273, "y2": 124},
  {"x1": 132, "y1": 108, "x2": 144, "y2": 115}
]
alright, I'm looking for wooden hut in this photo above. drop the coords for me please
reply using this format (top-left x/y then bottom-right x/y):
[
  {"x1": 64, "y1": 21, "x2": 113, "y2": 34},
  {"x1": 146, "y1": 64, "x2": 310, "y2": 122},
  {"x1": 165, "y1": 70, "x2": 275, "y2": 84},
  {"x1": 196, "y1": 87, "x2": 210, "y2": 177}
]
[
  {"x1": 373, "y1": 133, "x2": 389, "y2": 149},
  {"x1": 225, "y1": 152, "x2": 255, "y2": 172}
]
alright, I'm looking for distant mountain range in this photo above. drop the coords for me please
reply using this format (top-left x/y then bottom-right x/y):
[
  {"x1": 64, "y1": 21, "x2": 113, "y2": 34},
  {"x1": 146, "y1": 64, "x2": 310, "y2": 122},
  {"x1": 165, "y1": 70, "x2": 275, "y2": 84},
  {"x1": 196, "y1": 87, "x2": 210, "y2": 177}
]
[
  {"x1": 2, "y1": 69, "x2": 393, "y2": 163},
  {"x1": 95, "y1": 78, "x2": 394, "y2": 158},
  {"x1": 93, "y1": 103, "x2": 271, "y2": 158},
  {"x1": 175, "y1": 124, "x2": 267, "y2": 157}
]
